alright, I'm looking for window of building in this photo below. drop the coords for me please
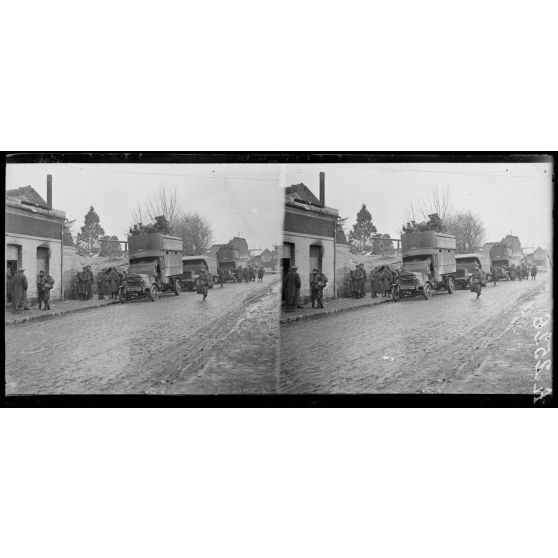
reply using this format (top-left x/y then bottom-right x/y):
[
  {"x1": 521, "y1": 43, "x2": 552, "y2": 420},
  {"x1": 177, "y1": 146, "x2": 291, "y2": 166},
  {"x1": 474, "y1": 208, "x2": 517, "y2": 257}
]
[{"x1": 310, "y1": 244, "x2": 322, "y2": 273}]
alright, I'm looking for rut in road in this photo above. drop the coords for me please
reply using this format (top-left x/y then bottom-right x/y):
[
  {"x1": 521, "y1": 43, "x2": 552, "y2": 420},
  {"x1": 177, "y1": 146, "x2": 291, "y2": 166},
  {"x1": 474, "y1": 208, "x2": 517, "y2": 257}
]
[
  {"x1": 152, "y1": 283, "x2": 279, "y2": 390},
  {"x1": 409, "y1": 282, "x2": 546, "y2": 393}
]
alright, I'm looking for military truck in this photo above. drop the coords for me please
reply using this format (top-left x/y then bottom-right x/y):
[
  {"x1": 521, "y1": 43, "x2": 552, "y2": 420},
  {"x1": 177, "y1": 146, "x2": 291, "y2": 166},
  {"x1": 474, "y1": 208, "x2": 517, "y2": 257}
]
[
  {"x1": 119, "y1": 232, "x2": 183, "y2": 302},
  {"x1": 489, "y1": 242, "x2": 520, "y2": 281},
  {"x1": 455, "y1": 253, "x2": 490, "y2": 289},
  {"x1": 180, "y1": 255, "x2": 219, "y2": 291},
  {"x1": 392, "y1": 231, "x2": 456, "y2": 301},
  {"x1": 216, "y1": 244, "x2": 240, "y2": 282}
]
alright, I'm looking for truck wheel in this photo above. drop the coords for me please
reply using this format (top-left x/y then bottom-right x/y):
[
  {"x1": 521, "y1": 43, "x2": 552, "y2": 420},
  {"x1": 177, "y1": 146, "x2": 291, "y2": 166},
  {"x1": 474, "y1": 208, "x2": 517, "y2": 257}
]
[
  {"x1": 174, "y1": 280, "x2": 181, "y2": 296},
  {"x1": 423, "y1": 283, "x2": 432, "y2": 300},
  {"x1": 149, "y1": 285, "x2": 158, "y2": 302},
  {"x1": 447, "y1": 277, "x2": 455, "y2": 294}
]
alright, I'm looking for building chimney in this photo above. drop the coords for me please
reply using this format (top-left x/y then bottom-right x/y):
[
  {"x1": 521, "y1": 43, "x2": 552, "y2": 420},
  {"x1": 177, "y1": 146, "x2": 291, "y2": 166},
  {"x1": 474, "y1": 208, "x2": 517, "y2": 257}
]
[
  {"x1": 47, "y1": 174, "x2": 53, "y2": 209},
  {"x1": 319, "y1": 172, "x2": 325, "y2": 207}
]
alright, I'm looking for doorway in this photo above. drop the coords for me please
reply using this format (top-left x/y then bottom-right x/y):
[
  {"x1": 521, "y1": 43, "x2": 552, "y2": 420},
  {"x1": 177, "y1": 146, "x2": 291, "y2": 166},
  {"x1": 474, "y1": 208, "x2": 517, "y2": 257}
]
[
  {"x1": 310, "y1": 244, "x2": 322, "y2": 273},
  {"x1": 37, "y1": 246, "x2": 50, "y2": 276}
]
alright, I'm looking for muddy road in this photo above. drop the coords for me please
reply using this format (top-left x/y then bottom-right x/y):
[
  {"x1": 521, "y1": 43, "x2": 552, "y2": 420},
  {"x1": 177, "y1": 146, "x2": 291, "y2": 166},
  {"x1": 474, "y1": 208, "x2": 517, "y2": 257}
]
[
  {"x1": 6, "y1": 278, "x2": 280, "y2": 395},
  {"x1": 280, "y1": 273, "x2": 553, "y2": 394}
]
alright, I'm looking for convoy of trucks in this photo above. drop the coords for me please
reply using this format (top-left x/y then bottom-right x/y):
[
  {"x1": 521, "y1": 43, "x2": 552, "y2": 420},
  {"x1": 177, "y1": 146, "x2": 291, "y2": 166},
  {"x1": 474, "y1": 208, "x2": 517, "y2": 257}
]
[{"x1": 489, "y1": 242, "x2": 521, "y2": 281}]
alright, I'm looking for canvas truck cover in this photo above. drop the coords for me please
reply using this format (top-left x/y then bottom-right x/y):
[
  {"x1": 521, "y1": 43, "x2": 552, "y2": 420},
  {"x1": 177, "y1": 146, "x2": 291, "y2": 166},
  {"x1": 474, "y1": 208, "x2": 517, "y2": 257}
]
[
  {"x1": 128, "y1": 233, "x2": 183, "y2": 254},
  {"x1": 401, "y1": 231, "x2": 456, "y2": 254}
]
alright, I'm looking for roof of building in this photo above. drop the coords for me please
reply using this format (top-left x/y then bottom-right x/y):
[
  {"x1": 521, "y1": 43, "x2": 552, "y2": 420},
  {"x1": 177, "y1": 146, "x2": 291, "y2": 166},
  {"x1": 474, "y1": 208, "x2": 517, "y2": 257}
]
[
  {"x1": 285, "y1": 183, "x2": 322, "y2": 206},
  {"x1": 6, "y1": 185, "x2": 48, "y2": 206}
]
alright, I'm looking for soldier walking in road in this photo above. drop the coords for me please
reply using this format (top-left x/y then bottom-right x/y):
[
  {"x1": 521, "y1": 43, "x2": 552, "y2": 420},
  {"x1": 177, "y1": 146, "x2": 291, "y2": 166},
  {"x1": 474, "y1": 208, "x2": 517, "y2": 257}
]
[
  {"x1": 490, "y1": 265, "x2": 497, "y2": 286},
  {"x1": 235, "y1": 266, "x2": 243, "y2": 283},
  {"x1": 243, "y1": 266, "x2": 250, "y2": 283},
  {"x1": 284, "y1": 265, "x2": 301, "y2": 312},
  {"x1": 350, "y1": 267, "x2": 360, "y2": 299},
  {"x1": 310, "y1": 268, "x2": 328, "y2": 309},
  {"x1": 11, "y1": 268, "x2": 28, "y2": 314},
  {"x1": 471, "y1": 265, "x2": 482, "y2": 299},
  {"x1": 531, "y1": 265, "x2": 537, "y2": 280},
  {"x1": 197, "y1": 267, "x2": 210, "y2": 301},
  {"x1": 258, "y1": 267, "x2": 264, "y2": 282}
]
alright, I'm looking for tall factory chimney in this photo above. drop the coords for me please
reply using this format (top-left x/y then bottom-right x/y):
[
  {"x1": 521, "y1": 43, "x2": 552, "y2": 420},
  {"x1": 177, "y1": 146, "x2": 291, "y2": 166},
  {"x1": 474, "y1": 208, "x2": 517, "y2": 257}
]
[
  {"x1": 319, "y1": 172, "x2": 325, "y2": 207},
  {"x1": 47, "y1": 174, "x2": 53, "y2": 209}
]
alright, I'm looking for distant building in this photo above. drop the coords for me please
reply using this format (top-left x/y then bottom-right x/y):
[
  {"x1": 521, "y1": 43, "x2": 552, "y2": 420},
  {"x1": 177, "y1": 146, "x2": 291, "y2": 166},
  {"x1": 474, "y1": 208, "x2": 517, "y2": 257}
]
[
  {"x1": 283, "y1": 177, "x2": 339, "y2": 300},
  {"x1": 5, "y1": 177, "x2": 66, "y2": 303},
  {"x1": 533, "y1": 247, "x2": 548, "y2": 267}
]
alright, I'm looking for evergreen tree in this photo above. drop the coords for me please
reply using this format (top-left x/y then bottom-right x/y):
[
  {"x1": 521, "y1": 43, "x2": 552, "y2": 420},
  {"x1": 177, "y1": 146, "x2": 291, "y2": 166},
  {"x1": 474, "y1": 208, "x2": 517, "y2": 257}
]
[
  {"x1": 77, "y1": 206, "x2": 105, "y2": 254},
  {"x1": 348, "y1": 204, "x2": 377, "y2": 252}
]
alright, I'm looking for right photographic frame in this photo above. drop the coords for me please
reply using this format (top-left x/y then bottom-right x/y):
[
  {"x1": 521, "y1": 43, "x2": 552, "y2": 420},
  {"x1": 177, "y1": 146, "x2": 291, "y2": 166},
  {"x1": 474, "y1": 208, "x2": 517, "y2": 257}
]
[{"x1": 279, "y1": 154, "x2": 554, "y2": 403}]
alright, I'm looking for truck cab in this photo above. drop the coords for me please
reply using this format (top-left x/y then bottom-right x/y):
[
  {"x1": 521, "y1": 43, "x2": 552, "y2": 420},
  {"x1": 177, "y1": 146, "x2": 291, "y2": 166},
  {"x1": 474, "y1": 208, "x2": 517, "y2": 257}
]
[
  {"x1": 180, "y1": 256, "x2": 218, "y2": 291},
  {"x1": 455, "y1": 253, "x2": 489, "y2": 288}
]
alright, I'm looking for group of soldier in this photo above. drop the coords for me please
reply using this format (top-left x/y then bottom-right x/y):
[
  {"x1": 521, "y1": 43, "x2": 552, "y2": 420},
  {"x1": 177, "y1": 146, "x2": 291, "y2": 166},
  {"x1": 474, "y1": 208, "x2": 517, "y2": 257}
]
[
  {"x1": 233, "y1": 265, "x2": 265, "y2": 283},
  {"x1": 7, "y1": 268, "x2": 56, "y2": 314},
  {"x1": 75, "y1": 266, "x2": 126, "y2": 301},
  {"x1": 349, "y1": 264, "x2": 396, "y2": 299},
  {"x1": 508, "y1": 263, "x2": 536, "y2": 281},
  {"x1": 96, "y1": 267, "x2": 127, "y2": 300}
]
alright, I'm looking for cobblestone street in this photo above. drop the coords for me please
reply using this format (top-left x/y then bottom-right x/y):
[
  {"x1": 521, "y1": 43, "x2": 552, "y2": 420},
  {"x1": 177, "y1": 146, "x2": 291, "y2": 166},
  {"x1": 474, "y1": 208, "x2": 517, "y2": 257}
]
[
  {"x1": 280, "y1": 272, "x2": 553, "y2": 394},
  {"x1": 5, "y1": 278, "x2": 280, "y2": 395}
]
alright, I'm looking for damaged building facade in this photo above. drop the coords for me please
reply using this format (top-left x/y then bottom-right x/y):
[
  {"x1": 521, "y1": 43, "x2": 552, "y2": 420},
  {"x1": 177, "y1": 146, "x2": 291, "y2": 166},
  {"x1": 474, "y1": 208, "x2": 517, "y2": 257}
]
[
  {"x1": 5, "y1": 176, "x2": 66, "y2": 303},
  {"x1": 283, "y1": 173, "x2": 345, "y2": 300}
]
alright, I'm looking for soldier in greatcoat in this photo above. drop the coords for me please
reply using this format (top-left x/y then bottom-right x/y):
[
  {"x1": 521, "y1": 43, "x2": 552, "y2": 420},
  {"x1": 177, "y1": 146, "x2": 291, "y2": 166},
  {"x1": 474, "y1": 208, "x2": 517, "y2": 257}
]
[
  {"x1": 359, "y1": 264, "x2": 367, "y2": 298},
  {"x1": 197, "y1": 267, "x2": 210, "y2": 301},
  {"x1": 531, "y1": 265, "x2": 537, "y2": 279},
  {"x1": 97, "y1": 270, "x2": 107, "y2": 299},
  {"x1": 382, "y1": 266, "x2": 393, "y2": 298},
  {"x1": 284, "y1": 265, "x2": 301, "y2": 312},
  {"x1": 471, "y1": 265, "x2": 482, "y2": 299},
  {"x1": 257, "y1": 267, "x2": 264, "y2": 282},
  {"x1": 11, "y1": 268, "x2": 28, "y2": 314},
  {"x1": 243, "y1": 266, "x2": 250, "y2": 283},
  {"x1": 236, "y1": 266, "x2": 243, "y2": 283},
  {"x1": 370, "y1": 268, "x2": 378, "y2": 298},
  {"x1": 85, "y1": 266, "x2": 93, "y2": 298},
  {"x1": 108, "y1": 268, "x2": 119, "y2": 299},
  {"x1": 77, "y1": 268, "x2": 87, "y2": 300},
  {"x1": 350, "y1": 268, "x2": 360, "y2": 299}
]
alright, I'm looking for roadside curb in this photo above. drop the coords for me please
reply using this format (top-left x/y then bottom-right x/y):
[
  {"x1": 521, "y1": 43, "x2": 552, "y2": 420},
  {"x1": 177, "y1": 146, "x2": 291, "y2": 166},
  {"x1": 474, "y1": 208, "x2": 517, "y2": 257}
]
[
  {"x1": 5, "y1": 300, "x2": 120, "y2": 326},
  {"x1": 280, "y1": 298, "x2": 391, "y2": 324}
]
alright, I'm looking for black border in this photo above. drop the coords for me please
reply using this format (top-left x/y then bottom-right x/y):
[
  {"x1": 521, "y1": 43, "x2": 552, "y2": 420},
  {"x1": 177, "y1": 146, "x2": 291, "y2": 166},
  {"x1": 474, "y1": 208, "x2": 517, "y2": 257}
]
[{"x1": 3, "y1": 151, "x2": 555, "y2": 408}]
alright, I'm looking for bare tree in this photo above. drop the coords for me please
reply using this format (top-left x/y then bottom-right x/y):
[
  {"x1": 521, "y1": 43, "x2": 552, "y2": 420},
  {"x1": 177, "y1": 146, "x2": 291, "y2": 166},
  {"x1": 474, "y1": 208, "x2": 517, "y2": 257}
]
[
  {"x1": 130, "y1": 186, "x2": 182, "y2": 232},
  {"x1": 174, "y1": 212, "x2": 214, "y2": 256},
  {"x1": 445, "y1": 211, "x2": 486, "y2": 253},
  {"x1": 405, "y1": 185, "x2": 451, "y2": 225}
]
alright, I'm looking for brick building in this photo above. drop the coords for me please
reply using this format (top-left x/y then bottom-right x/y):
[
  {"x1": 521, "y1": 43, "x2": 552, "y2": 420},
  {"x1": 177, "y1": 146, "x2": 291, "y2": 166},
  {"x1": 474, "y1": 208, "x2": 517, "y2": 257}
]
[
  {"x1": 283, "y1": 175, "x2": 340, "y2": 300},
  {"x1": 5, "y1": 176, "x2": 66, "y2": 303}
]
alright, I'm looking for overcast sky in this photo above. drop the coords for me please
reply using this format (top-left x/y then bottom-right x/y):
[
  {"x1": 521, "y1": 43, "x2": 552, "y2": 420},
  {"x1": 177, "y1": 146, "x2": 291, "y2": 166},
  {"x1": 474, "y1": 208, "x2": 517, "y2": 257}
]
[
  {"x1": 282, "y1": 163, "x2": 553, "y2": 251},
  {"x1": 6, "y1": 164, "x2": 283, "y2": 251}
]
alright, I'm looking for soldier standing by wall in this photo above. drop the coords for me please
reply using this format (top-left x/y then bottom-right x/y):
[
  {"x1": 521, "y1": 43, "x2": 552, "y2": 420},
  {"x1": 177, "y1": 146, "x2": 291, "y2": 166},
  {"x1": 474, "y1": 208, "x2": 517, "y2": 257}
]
[
  {"x1": 37, "y1": 270, "x2": 55, "y2": 310},
  {"x1": 77, "y1": 268, "x2": 87, "y2": 301},
  {"x1": 284, "y1": 265, "x2": 301, "y2": 312},
  {"x1": 11, "y1": 268, "x2": 28, "y2": 314},
  {"x1": 85, "y1": 266, "x2": 93, "y2": 299},
  {"x1": 359, "y1": 264, "x2": 367, "y2": 299}
]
